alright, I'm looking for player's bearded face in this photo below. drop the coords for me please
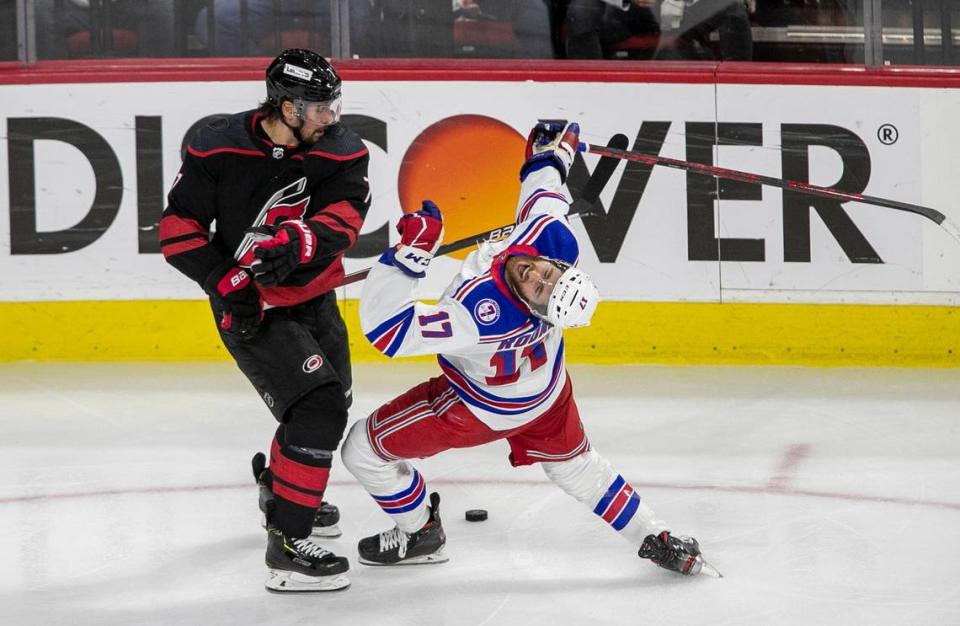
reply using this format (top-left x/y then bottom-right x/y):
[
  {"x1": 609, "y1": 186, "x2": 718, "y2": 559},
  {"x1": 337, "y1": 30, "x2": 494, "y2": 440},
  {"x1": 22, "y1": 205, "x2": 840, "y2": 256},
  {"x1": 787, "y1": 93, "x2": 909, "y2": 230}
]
[
  {"x1": 299, "y1": 99, "x2": 340, "y2": 143},
  {"x1": 298, "y1": 118, "x2": 327, "y2": 143},
  {"x1": 287, "y1": 99, "x2": 340, "y2": 144},
  {"x1": 504, "y1": 256, "x2": 560, "y2": 316},
  {"x1": 295, "y1": 115, "x2": 331, "y2": 144}
]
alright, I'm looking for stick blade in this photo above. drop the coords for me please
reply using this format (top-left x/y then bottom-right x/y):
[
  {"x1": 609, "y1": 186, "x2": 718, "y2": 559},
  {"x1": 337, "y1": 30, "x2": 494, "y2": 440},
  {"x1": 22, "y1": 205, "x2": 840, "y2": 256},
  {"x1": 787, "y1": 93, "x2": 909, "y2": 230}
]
[{"x1": 941, "y1": 217, "x2": 960, "y2": 246}]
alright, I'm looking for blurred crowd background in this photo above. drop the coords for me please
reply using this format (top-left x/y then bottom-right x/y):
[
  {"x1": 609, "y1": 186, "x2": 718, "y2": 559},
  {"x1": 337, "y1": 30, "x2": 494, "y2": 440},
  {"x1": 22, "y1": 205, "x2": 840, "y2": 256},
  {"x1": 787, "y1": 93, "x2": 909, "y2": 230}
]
[{"x1": 1, "y1": 0, "x2": 957, "y2": 66}]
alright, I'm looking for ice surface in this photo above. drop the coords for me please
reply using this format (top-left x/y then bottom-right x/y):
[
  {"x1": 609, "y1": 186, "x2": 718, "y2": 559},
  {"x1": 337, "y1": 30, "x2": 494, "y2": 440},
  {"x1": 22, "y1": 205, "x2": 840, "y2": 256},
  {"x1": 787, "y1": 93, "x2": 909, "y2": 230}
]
[{"x1": 1, "y1": 362, "x2": 958, "y2": 626}]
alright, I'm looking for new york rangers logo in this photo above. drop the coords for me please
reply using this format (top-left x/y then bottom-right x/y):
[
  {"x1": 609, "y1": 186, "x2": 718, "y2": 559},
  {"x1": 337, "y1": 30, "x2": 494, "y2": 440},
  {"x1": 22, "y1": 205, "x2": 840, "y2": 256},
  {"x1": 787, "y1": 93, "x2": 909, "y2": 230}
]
[{"x1": 474, "y1": 298, "x2": 500, "y2": 325}]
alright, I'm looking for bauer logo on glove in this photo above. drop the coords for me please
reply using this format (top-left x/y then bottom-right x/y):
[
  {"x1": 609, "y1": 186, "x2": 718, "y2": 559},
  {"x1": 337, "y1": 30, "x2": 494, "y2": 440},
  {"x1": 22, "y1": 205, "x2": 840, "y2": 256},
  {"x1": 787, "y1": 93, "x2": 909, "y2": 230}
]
[
  {"x1": 247, "y1": 220, "x2": 317, "y2": 286},
  {"x1": 202, "y1": 262, "x2": 264, "y2": 339}
]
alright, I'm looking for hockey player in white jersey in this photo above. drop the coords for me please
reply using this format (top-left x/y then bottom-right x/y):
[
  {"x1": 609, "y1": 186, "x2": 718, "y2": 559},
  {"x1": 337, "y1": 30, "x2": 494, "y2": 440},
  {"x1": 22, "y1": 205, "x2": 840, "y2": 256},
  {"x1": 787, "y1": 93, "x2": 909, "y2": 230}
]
[{"x1": 341, "y1": 121, "x2": 718, "y2": 577}]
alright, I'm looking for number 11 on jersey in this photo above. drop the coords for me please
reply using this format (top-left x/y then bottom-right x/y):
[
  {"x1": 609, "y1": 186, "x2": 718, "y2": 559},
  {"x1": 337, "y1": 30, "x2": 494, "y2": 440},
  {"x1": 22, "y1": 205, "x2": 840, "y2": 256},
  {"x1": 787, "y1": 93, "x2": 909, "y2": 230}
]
[{"x1": 486, "y1": 341, "x2": 547, "y2": 386}]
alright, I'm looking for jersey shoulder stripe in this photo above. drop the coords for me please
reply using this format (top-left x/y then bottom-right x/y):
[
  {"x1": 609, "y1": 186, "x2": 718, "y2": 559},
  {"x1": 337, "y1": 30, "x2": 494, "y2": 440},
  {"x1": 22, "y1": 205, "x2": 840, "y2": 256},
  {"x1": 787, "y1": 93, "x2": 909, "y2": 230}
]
[
  {"x1": 511, "y1": 213, "x2": 554, "y2": 246},
  {"x1": 188, "y1": 111, "x2": 259, "y2": 154},
  {"x1": 517, "y1": 189, "x2": 569, "y2": 222},
  {"x1": 452, "y1": 274, "x2": 491, "y2": 302},
  {"x1": 186, "y1": 145, "x2": 263, "y2": 159},
  {"x1": 514, "y1": 216, "x2": 578, "y2": 266},
  {"x1": 307, "y1": 124, "x2": 368, "y2": 160}
]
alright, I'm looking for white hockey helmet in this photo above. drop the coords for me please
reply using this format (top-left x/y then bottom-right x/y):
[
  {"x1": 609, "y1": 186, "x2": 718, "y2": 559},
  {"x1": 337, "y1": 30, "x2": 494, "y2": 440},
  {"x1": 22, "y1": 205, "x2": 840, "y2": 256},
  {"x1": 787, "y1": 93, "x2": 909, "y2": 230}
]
[{"x1": 541, "y1": 265, "x2": 600, "y2": 328}]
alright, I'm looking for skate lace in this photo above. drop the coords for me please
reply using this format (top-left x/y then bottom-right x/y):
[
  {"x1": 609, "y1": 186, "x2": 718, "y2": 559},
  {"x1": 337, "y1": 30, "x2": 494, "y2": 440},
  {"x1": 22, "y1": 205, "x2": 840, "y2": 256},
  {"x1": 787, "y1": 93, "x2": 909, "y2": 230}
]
[
  {"x1": 379, "y1": 527, "x2": 410, "y2": 558},
  {"x1": 292, "y1": 538, "x2": 332, "y2": 559}
]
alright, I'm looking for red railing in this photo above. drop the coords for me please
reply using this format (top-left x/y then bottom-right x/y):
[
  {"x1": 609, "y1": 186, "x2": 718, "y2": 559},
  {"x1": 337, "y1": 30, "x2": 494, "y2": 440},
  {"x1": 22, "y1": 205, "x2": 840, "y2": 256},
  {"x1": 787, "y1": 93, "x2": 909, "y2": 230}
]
[{"x1": 2, "y1": 58, "x2": 960, "y2": 87}]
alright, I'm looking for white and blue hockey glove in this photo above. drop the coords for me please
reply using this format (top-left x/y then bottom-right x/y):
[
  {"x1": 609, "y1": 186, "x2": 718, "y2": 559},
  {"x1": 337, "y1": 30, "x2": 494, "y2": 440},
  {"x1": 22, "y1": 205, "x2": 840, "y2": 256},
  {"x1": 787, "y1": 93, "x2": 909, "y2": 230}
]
[{"x1": 520, "y1": 120, "x2": 581, "y2": 183}]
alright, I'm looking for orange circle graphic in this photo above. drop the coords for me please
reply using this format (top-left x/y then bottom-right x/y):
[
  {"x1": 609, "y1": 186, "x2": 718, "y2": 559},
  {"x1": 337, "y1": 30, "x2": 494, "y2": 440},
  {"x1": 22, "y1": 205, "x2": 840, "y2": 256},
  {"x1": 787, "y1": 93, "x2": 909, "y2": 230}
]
[{"x1": 398, "y1": 115, "x2": 525, "y2": 260}]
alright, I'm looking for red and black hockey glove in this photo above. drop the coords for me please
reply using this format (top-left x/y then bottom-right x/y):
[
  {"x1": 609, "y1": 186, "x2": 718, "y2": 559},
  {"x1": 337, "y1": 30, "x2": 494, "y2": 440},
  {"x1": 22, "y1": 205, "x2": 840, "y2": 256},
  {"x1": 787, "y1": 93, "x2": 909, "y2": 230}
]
[
  {"x1": 387, "y1": 200, "x2": 444, "y2": 278},
  {"x1": 203, "y1": 262, "x2": 264, "y2": 339},
  {"x1": 248, "y1": 220, "x2": 317, "y2": 286}
]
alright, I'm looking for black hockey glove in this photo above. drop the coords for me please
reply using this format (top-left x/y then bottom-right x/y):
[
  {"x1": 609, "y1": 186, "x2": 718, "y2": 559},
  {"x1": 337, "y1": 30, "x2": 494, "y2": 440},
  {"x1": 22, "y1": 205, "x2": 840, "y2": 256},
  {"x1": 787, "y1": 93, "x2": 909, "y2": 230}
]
[
  {"x1": 203, "y1": 262, "x2": 264, "y2": 339},
  {"x1": 248, "y1": 220, "x2": 317, "y2": 286}
]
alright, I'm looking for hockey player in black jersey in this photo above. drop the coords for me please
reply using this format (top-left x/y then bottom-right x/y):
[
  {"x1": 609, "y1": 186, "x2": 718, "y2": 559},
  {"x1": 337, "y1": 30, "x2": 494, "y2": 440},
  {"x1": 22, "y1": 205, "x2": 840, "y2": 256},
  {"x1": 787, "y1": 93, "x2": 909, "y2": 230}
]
[{"x1": 159, "y1": 49, "x2": 370, "y2": 592}]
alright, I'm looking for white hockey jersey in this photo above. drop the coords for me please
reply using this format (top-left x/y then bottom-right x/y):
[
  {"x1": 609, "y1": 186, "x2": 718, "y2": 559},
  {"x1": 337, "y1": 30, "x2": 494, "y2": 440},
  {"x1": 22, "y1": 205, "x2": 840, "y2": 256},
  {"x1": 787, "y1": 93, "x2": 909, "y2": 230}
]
[{"x1": 360, "y1": 162, "x2": 581, "y2": 431}]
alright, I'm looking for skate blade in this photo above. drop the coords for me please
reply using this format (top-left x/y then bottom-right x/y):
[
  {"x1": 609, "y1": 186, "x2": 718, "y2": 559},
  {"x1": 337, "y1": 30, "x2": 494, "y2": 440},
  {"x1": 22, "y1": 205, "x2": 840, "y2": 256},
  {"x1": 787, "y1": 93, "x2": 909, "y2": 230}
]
[
  {"x1": 310, "y1": 523, "x2": 343, "y2": 539},
  {"x1": 265, "y1": 569, "x2": 350, "y2": 592},
  {"x1": 358, "y1": 547, "x2": 449, "y2": 566},
  {"x1": 696, "y1": 557, "x2": 723, "y2": 578}
]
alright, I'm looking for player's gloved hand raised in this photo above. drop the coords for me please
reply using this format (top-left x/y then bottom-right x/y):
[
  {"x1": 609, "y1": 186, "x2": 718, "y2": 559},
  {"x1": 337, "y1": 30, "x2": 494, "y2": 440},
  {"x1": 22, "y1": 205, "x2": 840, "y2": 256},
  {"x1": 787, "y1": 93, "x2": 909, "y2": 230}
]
[
  {"x1": 521, "y1": 120, "x2": 580, "y2": 182},
  {"x1": 203, "y1": 261, "x2": 264, "y2": 339},
  {"x1": 387, "y1": 200, "x2": 444, "y2": 279},
  {"x1": 248, "y1": 220, "x2": 317, "y2": 286}
]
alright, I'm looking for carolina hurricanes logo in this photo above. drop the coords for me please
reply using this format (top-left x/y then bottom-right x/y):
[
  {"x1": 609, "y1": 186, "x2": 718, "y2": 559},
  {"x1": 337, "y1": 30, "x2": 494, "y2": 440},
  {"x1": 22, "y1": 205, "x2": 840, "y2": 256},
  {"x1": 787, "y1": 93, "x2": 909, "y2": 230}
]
[
  {"x1": 264, "y1": 196, "x2": 310, "y2": 226},
  {"x1": 235, "y1": 177, "x2": 311, "y2": 267},
  {"x1": 302, "y1": 354, "x2": 324, "y2": 373}
]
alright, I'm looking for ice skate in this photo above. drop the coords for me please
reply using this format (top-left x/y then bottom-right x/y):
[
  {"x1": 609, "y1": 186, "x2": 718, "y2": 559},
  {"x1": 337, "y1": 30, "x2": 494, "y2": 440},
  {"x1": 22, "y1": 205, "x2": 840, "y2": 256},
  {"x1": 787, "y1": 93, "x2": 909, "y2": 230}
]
[
  {"x1": 358, "y1": 492, "x2": 449, "y2": 566},
  {"x1": 638, "y1": 530, "x2": 722, "y2": 578},
  {"x1": 252, "y1": 451, "x2": 342, "y2": 538},
  {"x1": 264, "y1": 528, "x2": 350, "y2": 592}
]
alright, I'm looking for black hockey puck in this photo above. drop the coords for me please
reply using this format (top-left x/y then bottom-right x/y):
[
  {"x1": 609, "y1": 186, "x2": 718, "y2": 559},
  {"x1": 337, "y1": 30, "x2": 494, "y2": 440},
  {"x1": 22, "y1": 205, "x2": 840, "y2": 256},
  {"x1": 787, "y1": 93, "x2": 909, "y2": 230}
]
[{"x1": 465, "y1": 509, "x2": 488, "y2": 522}]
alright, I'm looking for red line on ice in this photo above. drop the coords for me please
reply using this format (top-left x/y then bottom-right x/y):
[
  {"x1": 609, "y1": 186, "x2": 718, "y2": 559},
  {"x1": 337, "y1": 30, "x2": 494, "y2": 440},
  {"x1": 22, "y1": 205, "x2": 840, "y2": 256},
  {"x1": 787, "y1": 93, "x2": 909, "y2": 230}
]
[
  {"x1": 767, "y1": 443, "x2": 812, "y2": 491},
  {"x1": 3, "y1": 475, "x2": 959, "y2": 512}
]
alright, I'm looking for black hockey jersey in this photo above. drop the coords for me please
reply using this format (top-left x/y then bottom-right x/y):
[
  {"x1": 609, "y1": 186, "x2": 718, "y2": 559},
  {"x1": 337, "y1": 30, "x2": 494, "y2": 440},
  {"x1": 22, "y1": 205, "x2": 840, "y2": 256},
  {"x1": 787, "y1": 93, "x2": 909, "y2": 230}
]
[{"x1": 159, "y1": 110, "x2": 370, "y2": 307}]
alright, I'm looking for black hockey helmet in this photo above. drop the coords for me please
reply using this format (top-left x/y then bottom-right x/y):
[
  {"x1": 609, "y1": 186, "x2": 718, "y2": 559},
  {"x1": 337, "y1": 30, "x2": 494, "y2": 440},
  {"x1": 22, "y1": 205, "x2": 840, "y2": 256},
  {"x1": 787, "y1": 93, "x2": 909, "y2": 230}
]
[{"x1": 265, "y1": 48, "x2": 341, "y2": 107}]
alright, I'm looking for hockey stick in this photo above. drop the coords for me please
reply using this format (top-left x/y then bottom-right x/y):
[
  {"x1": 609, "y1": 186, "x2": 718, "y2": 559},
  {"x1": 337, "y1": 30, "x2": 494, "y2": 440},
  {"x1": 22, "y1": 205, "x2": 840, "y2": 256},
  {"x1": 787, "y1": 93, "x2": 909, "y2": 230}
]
[
  {"x1": 578, "y1": 142, "x2": 960, "y2": 245},
  {"x1": 336, "y1": 134, "x2": 629, "y2": 288},
  {"x1": 243, "y1": 191, "x2": 583, "y2": 290},
  {"x1": 338, "y1": 213, "x2": 589, "y2": 287}
]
